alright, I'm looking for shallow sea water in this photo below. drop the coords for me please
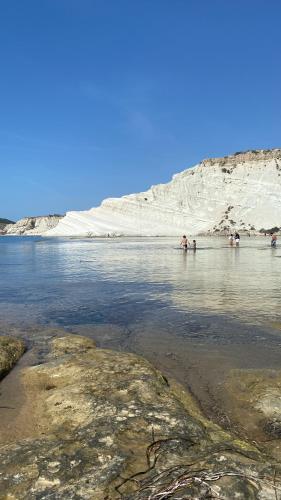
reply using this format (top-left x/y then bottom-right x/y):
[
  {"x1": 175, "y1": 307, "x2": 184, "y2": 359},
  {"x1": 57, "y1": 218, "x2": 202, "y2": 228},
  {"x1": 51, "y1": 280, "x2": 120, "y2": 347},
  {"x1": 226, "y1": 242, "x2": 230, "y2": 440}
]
[
  {"x1": 1, "y1": 235, "x2": 281, "y2": 417},
  {"x1": 0, "y1": 235, "x2": 280, "y2": 327}
]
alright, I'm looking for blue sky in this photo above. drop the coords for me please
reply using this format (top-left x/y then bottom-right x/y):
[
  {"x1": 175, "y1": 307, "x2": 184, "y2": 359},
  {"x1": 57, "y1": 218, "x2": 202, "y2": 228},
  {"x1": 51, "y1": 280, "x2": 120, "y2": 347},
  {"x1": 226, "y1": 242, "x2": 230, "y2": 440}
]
[{"x1": 0, "y1": 0, "x2": 280, "y2": 220}]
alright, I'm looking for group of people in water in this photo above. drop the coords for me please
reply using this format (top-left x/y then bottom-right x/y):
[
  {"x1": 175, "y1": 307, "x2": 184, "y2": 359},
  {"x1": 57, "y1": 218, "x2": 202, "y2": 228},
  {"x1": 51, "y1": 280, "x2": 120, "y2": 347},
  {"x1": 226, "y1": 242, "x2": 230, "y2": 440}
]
[
  {"x1": 180, "y1": 235, "x2": 196, "y2": 250},
  {"x1": 180, "y1": 232, "x2": 278, "y2": 249},
  {"x1": 228, "y1": 232, "x2": 240, "y2": 246}
]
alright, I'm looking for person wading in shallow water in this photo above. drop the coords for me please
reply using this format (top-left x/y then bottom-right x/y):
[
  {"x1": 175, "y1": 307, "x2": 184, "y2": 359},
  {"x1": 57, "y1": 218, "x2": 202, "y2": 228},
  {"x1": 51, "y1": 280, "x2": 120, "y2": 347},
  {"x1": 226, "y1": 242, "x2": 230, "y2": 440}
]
[
  {"x1": 180, "y1": 235, "x2": 190, "y2": 250},
  {"x1": 235, "y1": 232, "x2": 240, "y2": 246},
  {"x1": 229, "y1": 234, "x2": 234, "y2": 246},
  {"x1": 270, "y1": 233, "x2": 277, "y2": 247}
]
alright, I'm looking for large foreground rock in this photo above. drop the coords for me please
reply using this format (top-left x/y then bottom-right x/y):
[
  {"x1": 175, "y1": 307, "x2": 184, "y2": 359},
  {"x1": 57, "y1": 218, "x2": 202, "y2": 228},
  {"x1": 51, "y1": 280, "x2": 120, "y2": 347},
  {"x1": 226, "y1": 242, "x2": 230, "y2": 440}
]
[
  {"x1": 0, "y1": 336, "x2": 25, "y2": 380},
  {"x1": 0, "y1": 335, "x2": 280, "y2": 499}
]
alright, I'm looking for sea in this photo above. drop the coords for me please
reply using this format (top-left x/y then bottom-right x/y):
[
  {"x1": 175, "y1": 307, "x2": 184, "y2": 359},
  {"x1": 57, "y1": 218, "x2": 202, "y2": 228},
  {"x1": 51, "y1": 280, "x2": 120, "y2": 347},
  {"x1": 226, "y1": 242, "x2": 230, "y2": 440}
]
[{"x1": 1, "y1": 235, "x2": 281, "y2": 412}]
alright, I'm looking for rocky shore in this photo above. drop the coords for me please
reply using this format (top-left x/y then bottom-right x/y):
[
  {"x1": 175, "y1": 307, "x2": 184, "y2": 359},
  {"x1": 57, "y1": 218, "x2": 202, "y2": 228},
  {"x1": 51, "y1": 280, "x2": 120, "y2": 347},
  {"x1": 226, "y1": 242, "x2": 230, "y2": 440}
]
[{"x1": 1, "y1": 333, "x2": 281, "y2": 499}]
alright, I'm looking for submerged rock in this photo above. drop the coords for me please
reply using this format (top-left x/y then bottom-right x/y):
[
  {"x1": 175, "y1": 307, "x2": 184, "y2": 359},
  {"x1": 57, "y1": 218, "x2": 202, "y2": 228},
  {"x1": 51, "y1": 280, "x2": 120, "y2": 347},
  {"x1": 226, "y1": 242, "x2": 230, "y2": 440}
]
[
  {"x1": 0, "y1": 336, "x2": 25, "y2": 380},
  {"x1": 0, "y1": 335, "x2": 280, "y2": 499},
  {"x1": 223, "y1": 369, "x2": 281, "y2": 462}
]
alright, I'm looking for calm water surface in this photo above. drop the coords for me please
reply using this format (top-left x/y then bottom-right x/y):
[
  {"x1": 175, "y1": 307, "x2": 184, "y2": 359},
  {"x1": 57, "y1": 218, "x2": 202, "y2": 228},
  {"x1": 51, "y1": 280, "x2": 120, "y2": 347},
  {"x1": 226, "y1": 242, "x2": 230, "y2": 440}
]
[
  {"x1": 0, "y1": 235, "x2": 280, "y2": 329},
  {"x1": 1, "y1": 235, "x2": 281, "y2": 418}
]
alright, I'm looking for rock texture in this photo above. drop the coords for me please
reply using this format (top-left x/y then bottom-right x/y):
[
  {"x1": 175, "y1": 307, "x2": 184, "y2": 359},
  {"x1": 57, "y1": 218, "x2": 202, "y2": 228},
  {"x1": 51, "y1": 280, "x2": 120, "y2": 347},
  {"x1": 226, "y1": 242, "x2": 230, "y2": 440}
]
[
  {"x1": 0, "y1": 218, "x2": 14, "y2": 234},
  {"x1": 0, "y1": 336, "x2": 25, "y2": 380},
  {"x1": 222, "y1": 369, "x2": 281, "y2": 462},
  {"x1": 46, "y1": 149, "x2": 281, "y2": 236},
  {"x1": 4, "y1": 215, "x2": 63, "y2": 235},
  {"x1": 0, "y1": 334, "x2": 280, "y2": 499}
]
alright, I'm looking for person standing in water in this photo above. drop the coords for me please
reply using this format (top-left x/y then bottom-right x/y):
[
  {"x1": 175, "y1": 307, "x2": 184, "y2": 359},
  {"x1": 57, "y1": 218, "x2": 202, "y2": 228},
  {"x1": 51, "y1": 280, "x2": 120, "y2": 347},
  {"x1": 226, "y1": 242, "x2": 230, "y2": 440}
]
[
  {"x1": 271, "y1": 233, "x2": 277, "y2": 247},
  {"x1": 192, "y1": 239, "x2": 197, "y2": 250},
  {"x1": 229, "y1": 234, "x2": 234, "y2": 246},
  {"x1": 180, "y1": 235, "x2": 190, "y2": 250},
  {"x1": 235, "y1": 232, "x2": 240, "y2": 246}
]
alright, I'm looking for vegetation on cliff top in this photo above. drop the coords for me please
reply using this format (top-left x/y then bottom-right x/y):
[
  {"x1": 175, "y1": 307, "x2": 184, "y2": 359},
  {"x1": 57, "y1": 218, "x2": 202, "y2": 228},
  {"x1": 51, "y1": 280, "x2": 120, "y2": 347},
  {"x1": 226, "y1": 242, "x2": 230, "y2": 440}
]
[{"x1": 0, "y1": 218, "x2": 14, "y2": 225}]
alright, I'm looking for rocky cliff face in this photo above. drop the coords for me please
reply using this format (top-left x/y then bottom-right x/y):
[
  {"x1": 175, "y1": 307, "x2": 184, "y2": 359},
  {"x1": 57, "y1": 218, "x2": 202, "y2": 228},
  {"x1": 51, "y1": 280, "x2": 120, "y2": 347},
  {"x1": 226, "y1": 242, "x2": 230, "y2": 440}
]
[
  {"x1": 0, "y1": 218, "x2": 14, "y2": 233},
  {"x1": 5, "y1": 215, "x2": 63, "y2": 235},
  {"x1": 46, "y1": 149, "x2": 281, "y2": 237}
]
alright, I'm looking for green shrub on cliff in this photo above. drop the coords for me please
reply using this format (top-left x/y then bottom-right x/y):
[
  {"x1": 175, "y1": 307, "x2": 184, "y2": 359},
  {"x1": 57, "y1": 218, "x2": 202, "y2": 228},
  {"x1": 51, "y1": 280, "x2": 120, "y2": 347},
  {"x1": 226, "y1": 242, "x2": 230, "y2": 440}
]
[{"x1": 0, "y1": 218, "x2": 14, "y2": 225}]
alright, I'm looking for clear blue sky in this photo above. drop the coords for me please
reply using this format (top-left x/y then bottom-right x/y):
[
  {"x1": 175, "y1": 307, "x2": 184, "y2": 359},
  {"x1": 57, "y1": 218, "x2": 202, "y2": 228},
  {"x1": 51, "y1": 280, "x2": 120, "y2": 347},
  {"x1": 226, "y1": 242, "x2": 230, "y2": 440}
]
[{"x1": 1, "y1": 0, "x2": 280, "y2": 220}]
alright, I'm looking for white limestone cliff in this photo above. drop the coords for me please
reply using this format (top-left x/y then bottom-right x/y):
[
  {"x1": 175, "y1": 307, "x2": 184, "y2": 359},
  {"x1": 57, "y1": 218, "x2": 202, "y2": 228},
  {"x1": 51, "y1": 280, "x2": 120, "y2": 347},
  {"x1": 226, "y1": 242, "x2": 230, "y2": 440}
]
[
  {"x1": 5, "y1": 215, "x2": 63, "y2": 236},
  {"x1": 46, "y1": 149, "x2": 281, "y2": 237},
  {"x1": 0, "y1": 219, "x2": 14, "y2": 234}
]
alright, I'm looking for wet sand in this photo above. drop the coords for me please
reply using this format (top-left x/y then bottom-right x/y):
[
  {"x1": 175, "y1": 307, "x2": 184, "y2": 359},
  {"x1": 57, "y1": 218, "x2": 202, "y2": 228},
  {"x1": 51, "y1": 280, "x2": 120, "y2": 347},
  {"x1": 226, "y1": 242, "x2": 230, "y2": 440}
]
[
  {"x1": 0, "y1": 326, "x2": 65, "y2": 445},
  {"x1": 0, "y1": 349, "x2": 42, "y2": 445}
]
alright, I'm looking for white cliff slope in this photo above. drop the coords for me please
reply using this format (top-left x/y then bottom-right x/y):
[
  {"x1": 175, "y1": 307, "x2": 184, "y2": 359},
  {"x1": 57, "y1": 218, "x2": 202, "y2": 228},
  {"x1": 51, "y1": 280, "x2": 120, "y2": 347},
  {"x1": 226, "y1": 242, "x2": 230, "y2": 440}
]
[
  {"x1": 0, "y1": 219, "x2": 14, "y2": 234},
  {"x1": 5, "y1": 215, "x2": 63, "y2": 235},
  {"x1": 46, "y1": 149, "x2": 281, "y2": 237}
]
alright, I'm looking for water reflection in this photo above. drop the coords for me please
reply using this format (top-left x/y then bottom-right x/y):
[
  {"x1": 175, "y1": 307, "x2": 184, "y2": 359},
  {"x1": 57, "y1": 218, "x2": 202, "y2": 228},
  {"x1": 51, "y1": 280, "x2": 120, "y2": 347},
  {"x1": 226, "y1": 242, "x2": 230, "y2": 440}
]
[{"x1": 0, "y1": 236, "x2": 280, "y2": 328}]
